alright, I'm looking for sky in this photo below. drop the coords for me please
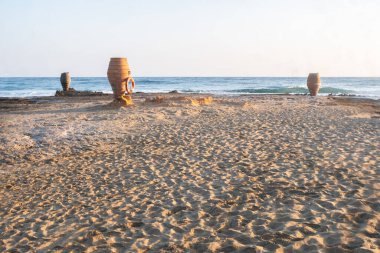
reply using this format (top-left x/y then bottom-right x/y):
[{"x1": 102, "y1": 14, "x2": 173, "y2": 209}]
[{"x1": 0, "y1": 0, "x2": 379, "y2": 77}]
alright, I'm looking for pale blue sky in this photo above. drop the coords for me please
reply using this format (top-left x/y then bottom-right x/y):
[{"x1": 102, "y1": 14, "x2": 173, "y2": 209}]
[{"x1": 0, "y1": 0, "x2": 379, "y2": 76}]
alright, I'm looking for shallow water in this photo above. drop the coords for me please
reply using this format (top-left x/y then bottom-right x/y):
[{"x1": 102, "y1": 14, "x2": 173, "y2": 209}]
[{"x1": 0, "y1": 77, "x2": 379, "y2": 98}]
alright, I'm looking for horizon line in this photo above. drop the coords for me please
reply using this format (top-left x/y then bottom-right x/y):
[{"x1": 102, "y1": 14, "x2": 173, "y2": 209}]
[{"x1": 1, "y1": 76, "x2": 380, "y2": 78}]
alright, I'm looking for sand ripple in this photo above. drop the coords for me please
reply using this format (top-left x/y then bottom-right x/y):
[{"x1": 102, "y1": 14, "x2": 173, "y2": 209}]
[{"x1": 0, "y1": 95, "x2": 379, "y2": 252}]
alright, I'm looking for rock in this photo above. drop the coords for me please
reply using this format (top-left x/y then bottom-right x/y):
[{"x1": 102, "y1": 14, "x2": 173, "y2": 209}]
[{"x1": 55, "y1": 90, "x2": 106, "y2": 97}]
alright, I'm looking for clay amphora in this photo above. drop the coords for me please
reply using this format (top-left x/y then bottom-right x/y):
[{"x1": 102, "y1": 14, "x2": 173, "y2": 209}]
[
  {"x1": 107, "y1": 58, "x2": 133, "y2": 99},
  {"x1": 60, "y1": 72, "x2": 71, "y2": 91},
  {"x1": 307, "y1": 73, "x2": 321, "y2": 96}
]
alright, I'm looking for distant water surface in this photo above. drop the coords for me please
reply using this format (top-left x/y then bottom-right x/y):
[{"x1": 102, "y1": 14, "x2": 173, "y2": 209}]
[{"x1": 0, "y1": 77, "x2": 379, "y2": 98}]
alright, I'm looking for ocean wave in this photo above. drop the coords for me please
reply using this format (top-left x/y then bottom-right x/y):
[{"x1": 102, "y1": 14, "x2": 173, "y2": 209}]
[
  {"x1": 136, "y1": 79, "x2": 174, "y2": 84},
  {"x1": 181, "y1": 89, "x2": 203, "y2": 93}
]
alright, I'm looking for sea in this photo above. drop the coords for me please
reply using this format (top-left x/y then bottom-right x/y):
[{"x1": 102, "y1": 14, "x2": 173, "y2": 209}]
[{"x1": 0, "y1": 77, "x2": 379, "y2": 99}]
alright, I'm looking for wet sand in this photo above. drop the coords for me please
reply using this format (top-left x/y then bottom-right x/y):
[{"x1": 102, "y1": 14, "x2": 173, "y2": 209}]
[{"x1": 0, "y1": 94, "x2": 379, "y2": 252}]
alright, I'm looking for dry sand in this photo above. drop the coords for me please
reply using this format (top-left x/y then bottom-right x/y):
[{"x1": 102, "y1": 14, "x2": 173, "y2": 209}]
[{"x1": 0, "y1": 94, "x2": 379, "y2": 252}]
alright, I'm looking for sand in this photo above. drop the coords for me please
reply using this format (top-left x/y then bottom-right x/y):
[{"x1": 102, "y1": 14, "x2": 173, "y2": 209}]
[{"x1": 0, "y1": 94, "x2": 379, "y2": 252}]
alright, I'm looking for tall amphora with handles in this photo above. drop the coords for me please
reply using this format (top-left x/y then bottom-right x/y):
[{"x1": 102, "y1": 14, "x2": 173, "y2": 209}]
[{"x1": 107, "y1": 57, "x2": 135, "y2": 103}]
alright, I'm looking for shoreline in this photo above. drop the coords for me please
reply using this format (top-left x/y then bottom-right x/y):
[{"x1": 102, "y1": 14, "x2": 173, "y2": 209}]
[
  {"x1": 0, "y1": 93, "x2": 379, "y2": 114},
  {"x1": 1, "y1": 92, "x2": 379, "y2": 101},
  {"x1": 0, "y1": 91, "x2": 379, "y2": 100}
]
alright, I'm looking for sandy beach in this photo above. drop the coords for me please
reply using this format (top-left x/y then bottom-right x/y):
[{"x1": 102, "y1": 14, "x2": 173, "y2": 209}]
[{"x1": 0, "y1": 94, "x2": 379, "y2": 252}]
